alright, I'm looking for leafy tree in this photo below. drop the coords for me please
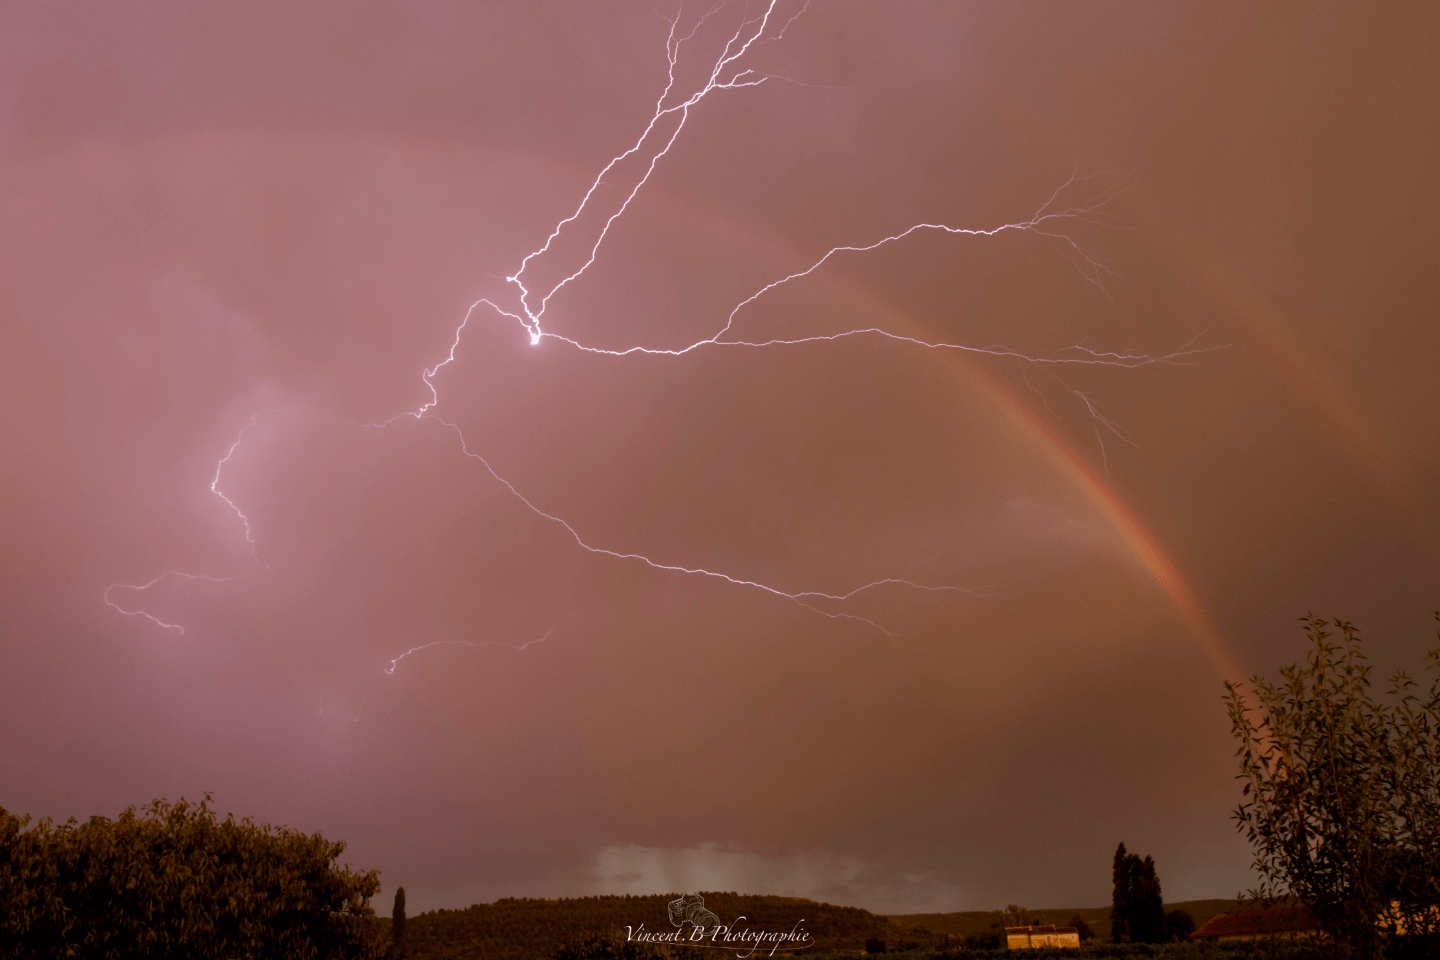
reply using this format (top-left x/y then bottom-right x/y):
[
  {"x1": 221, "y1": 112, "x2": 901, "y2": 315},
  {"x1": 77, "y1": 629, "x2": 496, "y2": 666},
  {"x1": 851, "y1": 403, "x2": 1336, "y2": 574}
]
[
  {"x1": 1110, "y1": 843, "x2": 1166, "y2": 943},
  {"x1": 0, "y1": 795, "x2": 383, "y2": 960},
  {"x1": 393, "y1": 886, "x2": 408, "y2": 959},
  {"x1": 965, "y1": 924, "x2": 1003, "y2": 950},
  {"x1": 1067, "y1": 913, "x2": 1097, "y2": 942},
  {"x1": 997, "y1": 904, "x2": 1036, "y2": 927},
  {"x1": 1165, "y1": 908, "x2": 1195, "y2": 942},
  {"x1": 1226, "y1": 614, "x2": 1440, "y2": 959}
]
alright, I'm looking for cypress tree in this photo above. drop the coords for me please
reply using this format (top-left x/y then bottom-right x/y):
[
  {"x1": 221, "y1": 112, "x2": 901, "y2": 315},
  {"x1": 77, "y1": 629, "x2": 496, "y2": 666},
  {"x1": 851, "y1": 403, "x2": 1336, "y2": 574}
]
[
  {"x1": 392, "y1": 886, "x2": 407, "y2": 959},
  {"x1": 1110, "y1": 844, "x2": 1168, "y2": 943},
  {"x1": 1130, "y1": 855, "x2": 1166, "y2": 943},
  {"x1": 1110, "y1": 843, "x2": 1132, "y2": 942}
]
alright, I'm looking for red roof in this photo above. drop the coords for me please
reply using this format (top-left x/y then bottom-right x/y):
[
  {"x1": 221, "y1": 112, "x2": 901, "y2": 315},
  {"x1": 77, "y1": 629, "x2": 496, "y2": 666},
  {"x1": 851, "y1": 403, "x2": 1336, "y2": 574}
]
[{"x1": 1193, "y1": 906, "x2": 1319, "y2": 939}]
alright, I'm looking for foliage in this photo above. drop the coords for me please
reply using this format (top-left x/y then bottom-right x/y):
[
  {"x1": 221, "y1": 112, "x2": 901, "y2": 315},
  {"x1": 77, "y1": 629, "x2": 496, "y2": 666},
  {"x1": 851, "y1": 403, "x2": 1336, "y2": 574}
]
[
  {"x1": 1070, "y1": 913, "x2": 1098, "y2": 942},
  {"x1": 1111, "y1": 844, "x2": 1131, "y2": 941},
  {"x1": 1111, "y1": 843, "x2": 1166, "y2": 943},
  {"x1": 394, "y1": 886, "x2": 409, "y2": 959},
  {"x1": 999, "y1": 904, "x2": 1038, "y2": 928},
  {"x1": 0, "y1": 795, "x2": 383, "y2": 960},
  {"x1": 1226, "y1": 615, "x2": 1440, "y2": 958},
  {"x1": 1163, "y1": 910, "x2": 1194, "y2": 943},
  {"x1": 960, "y1": 928, "x2": 1001, "y2": 951}
]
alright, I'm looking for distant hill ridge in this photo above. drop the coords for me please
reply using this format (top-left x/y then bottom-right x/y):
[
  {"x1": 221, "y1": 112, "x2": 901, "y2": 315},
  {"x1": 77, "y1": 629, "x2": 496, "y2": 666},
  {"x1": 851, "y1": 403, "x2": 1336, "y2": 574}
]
[{"x1": 404, "y1": 892, "x2": 941, "y2": 959}]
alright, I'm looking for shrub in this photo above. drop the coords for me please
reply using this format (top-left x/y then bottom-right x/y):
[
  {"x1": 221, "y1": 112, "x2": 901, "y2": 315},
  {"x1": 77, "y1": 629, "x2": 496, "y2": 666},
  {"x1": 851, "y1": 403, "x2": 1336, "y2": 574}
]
[{"x1": 0, "y1": 795, "x2": 383, "y2": 959}]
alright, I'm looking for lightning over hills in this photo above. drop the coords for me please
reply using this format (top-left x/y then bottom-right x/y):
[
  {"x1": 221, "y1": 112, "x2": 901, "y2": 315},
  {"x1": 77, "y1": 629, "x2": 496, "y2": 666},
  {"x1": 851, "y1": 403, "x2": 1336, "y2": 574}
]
[{"x1": 11, "y1": 0, "x2": 1429, "y2": 913}]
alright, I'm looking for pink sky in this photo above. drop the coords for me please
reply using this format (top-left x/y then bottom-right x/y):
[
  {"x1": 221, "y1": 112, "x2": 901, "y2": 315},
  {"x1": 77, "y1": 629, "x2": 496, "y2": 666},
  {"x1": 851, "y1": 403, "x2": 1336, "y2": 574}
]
[{"x1": 3, "y1": 1, "x2": 1439, "y2": 915}]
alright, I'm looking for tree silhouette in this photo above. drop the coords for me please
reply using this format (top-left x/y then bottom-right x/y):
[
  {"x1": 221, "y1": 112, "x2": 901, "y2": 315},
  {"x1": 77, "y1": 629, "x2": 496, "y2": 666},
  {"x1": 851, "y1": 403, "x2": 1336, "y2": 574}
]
[
  {"x1": 998, "y1": 904, "x2": 1036, "y2": 928},
  {"x1": 1110, "y1": 843, "x2": 1134, "y2": 942},
  {"x1": 1110, "y1": 843, "x2": 1166, "y2": 943},
  {"x1": 392, "y1": 886, "x2": 407, "y2": 959},
  {"x1": 1227, "y1": 614, "x2": 1440, "y2": 959},
  {"x1": 1067, "y1": 914, "x2": 1096, "y2": 942},
  {"x1": 0, "y1": 796, "x2": 382, "y2": 959},
  {"x1": 1130, "y1": 855, "x2": 1165, "y2": 943},
  {"x1": 1165, "y1": 908, "x2": 1195, "y2": 942}
]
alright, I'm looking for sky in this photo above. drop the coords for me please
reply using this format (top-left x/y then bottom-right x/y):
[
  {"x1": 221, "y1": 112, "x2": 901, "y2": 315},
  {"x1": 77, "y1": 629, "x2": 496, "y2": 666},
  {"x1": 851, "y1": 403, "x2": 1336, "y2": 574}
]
[{"x1": 3, "y1": 0, "x2": 1439, "y2": 918}]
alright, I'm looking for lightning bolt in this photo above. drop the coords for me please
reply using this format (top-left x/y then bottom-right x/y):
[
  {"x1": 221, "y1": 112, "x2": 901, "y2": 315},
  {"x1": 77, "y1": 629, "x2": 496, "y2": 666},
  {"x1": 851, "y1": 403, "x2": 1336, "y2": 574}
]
[
  {"x1": 481, "y1": 172, "x2": 1215, "y2": 362},
  {"x1": 424, "y1": 416, "x2": 958, "y2": 639},
  {"x1": 1069, "y1": 386, "x2": 1140, "y2": 475},
  {"x1": 103, "y1": 572, "x2": 234, "y2": 635},
  {"x1": 109, "y1": 0, "x2": 1218, "y2": 668},
  {"x1": 385, "y1": 623, "x2": 559, "y2": 676},
  {"x1": 370, "y1": 3, "x2": 1210, "y2": 644},
  {"x1": 211, "y1": 411, "x2": 275, "y2": 559},
  {"x1": 102, "y1": 411, "x2": 273, "y2": 636},
  {"x1": 508, "y1": 0, "x2": 806, "y2": 341}
]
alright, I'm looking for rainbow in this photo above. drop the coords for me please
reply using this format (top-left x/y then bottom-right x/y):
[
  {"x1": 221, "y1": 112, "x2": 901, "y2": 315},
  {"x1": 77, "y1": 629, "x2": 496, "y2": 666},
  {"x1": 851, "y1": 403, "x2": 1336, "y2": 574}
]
[{"x1": 641, "y1": 182, "x2": 1246, "y2": 682}]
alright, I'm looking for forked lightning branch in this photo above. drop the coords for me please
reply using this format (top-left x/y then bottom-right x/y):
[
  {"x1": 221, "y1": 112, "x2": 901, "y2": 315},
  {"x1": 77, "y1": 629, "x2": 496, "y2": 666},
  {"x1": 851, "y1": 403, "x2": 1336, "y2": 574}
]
[{"x1": 105, "y1": 1, "x2": 1211, "y2": 663}]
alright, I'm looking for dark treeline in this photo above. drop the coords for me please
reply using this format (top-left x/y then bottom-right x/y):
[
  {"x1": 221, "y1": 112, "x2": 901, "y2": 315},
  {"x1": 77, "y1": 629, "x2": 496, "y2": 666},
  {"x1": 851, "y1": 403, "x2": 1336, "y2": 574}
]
[
  {"x1": 408, "y1": 894, "x2": 1293, "y2": 959},
  {"x1": 404, "y1": 893, "x2": 952, "y2": 960}
]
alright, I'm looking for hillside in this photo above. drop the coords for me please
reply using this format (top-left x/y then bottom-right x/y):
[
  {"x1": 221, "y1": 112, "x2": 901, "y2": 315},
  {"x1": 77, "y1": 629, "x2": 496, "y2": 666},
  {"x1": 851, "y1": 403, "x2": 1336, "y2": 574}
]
[
  {"x1": 404, "y1": 893, "x2": 948, "y2": 959},
  {"x1": 399, "y1": 895, "x2": 1250, "y2": 958},
  {"x1": 888, "y1": 899, "x2": 1246, "y2": 941}
]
